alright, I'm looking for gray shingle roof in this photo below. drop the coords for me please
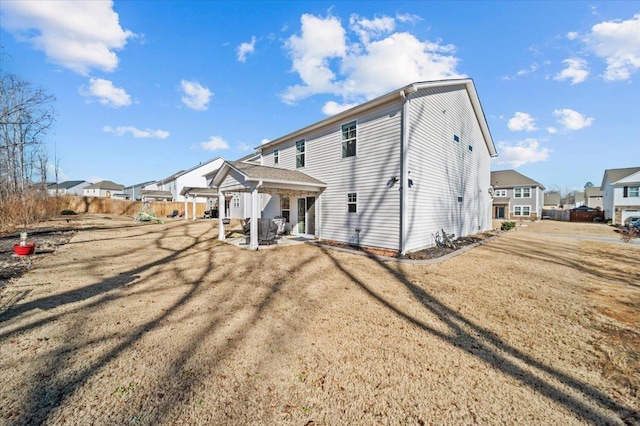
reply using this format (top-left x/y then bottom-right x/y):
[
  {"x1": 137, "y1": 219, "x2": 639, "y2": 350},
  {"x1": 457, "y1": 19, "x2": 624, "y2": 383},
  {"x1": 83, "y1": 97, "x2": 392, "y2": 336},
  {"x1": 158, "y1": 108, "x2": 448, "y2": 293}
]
[
  {"x1": 601, "y1": 167, "x2": 640, "y2": 188},
  {"x1": 84, "y1": 180, "x2": 125, "y2": 190},
  {"x1": 491, "y1": 170, "x2": 544, "y2": 189},
  {"x1": 544, "y1": 192, "x2": 561, "y2": 204},
  {"x1": 228, "y1": 161, "x2": 326, "y2": 186}
]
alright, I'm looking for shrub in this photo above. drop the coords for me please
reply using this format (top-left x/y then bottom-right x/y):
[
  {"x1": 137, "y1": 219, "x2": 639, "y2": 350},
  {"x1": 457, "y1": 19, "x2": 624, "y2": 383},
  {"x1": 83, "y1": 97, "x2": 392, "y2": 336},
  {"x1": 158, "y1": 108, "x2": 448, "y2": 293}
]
[
  {"x1": 61, "y1": 209, "x2": 76, "y2": 215},
  {"x1": 501, "y1": 221, "x2": 517, "y2": 231},
  {"x1": 0, "y1": 191, "x2": 66, "y2": 233}
]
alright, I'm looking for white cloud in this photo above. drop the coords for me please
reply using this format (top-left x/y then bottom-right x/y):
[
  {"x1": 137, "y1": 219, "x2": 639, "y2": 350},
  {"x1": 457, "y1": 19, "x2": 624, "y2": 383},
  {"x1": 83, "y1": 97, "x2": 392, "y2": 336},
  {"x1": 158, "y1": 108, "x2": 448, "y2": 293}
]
[
  {"x1": 547, "y1": 127, "x2": 558, "y2": 134},
  {"x1": 508, "y1": 112, "x2": 537, "y2": 132},
  {"x1": 103, "y1": 125, "x2": 169, "y2": 139},
  {"x1": 238, "y1": 142, "x2": 252, "y2": 151},
  {"x1": 82, "y1": 78, "x2": 131, "y2": 107},
  {"x1": 349, "y1": 14, "x2": 395, "y2": 44},
  {"x1": 495, "y1": 139, "x2": 551, "y2": 167},
  {"x1": 583, "y1": 14, "x2": 640, "y2": 81},
  {"x1": 180, "y1": 80, "x2": 212, "y2": 111},
  {"x1": 1, "y1": 0, "x2": 134, "y2": 75},
  {"x1": 554, "y1": 58, "x2": 589, "y2": 84},
  {"x1": 395, "y1": 13, "x2": 422, "y2": 25},
  {"x1": 200, "y1": 136, "x2": 228, "y2": 151},
  {"x1": 281, "y1": 13, "x2": 463, "y2": 105},
  {"x1": 567, "y1": 31, "x2": 579, "y2": 40},
  {"x1": 321, "y1": 100, "x2": 358, "y2": 116},
  {"x1": 553, "y1": 108, "x2": 594, "y2": 130},
  {"x1": 260, "y1": 138, "x2": 271, "y2": 145},
  {"x1": 237, "y1": 36, "x2": 256, "y2": 63}
]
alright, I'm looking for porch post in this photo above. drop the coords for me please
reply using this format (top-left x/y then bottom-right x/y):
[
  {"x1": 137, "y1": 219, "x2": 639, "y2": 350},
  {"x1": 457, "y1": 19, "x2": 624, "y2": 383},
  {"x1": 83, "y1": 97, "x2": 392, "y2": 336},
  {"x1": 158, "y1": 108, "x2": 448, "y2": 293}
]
[
  {"x1": 250, "y1": 185, "x2": 259, "y2": 249},
  {"x1": 192, "y1": 195, "x2": 196, "y2": 221},
  {"x1": 183, "y1": 198, "x2": 188, "y2": 220},
  {"x1": 218, "y1": 192, "x2": 225, "y2": 241}
]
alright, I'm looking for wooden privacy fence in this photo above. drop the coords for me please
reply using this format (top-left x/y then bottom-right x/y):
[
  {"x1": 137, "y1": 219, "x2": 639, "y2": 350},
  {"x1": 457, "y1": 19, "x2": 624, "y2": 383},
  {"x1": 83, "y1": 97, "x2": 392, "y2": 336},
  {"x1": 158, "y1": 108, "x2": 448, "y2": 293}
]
[
  {"x1": 542, "y1": 209, "x2": 604, "y2": 222},
  {"x1": 570, "y1": 210, "x2": 605, "y2": 223},
  {"x1": 64, "y1": 196, "x2": 208, "y2": 218}
]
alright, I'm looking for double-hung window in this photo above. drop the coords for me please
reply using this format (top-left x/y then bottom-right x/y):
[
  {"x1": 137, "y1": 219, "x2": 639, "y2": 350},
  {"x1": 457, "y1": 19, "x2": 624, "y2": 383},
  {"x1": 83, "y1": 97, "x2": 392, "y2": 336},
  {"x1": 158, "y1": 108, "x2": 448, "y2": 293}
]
[
  {"x1": 232, "y1": 194, "x2": 240, "y2": 208},
  {"x1": 347, "y1": 192, "x2": 357, "y2": 213},
  {"x1": 274, "y1": 149, "x2": 279, "y2": 165},
  {"x1": 514, "y1": 187, "x2": 531, "y2": 198},
  {"x1": 342, "y1": 121, "x2": 357, "y2": 158},
  {"x1": 495, "y1": 189, "x2": 507, "y2": 197},
  {"x1": 624, "y1": 186, "x2": 639, "y2": 197},
  {"x1": 514, "y1": 206, "x2": 530, "y2": 216},
  {"x1": 296, "y1": 139, "x2": 305, "y2": 168}
]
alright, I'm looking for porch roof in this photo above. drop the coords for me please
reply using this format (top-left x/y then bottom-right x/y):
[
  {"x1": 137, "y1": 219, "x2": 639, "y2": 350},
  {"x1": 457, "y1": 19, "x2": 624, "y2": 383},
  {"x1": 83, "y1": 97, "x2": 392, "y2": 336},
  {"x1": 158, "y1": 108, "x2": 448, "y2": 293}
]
[
  {"x1": 211, "y1": 161, "x2": 327, "y2": 193},
  {"x1": 492, "y1": 197, "x2": 510, "y2": 204},
  {"x1": 140, "y1": 189, "x2": 173, "y2": 200},
  {"x1": 179, "y1": 186, "x2": 219, "y2": 198}
]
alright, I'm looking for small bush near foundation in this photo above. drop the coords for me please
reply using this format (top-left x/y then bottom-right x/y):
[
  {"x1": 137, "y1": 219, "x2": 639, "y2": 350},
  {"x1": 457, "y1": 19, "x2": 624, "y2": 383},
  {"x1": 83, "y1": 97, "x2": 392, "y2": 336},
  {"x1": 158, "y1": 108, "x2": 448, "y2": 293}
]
[
  {"x1": 61, "y1": 209, "x2": 77, "y2": 215},
  {"x1": 501, "y1": 221, "x2": 517, "y2": 231}
]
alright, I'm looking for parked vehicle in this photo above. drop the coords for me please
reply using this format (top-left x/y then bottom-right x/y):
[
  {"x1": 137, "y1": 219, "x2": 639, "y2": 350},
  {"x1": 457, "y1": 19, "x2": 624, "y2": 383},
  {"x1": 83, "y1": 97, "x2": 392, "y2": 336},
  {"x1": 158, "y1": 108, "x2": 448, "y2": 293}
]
[{"x1": 624, "y1": 216, "x2": 640, "y2": 228}]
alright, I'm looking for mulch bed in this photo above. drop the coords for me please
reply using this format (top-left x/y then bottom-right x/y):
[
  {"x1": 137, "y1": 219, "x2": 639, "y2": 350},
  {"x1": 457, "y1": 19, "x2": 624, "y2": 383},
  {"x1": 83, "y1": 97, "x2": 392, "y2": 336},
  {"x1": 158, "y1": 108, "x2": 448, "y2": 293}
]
[
  {"x1": 318, "y1": 230, "x2": 500, "y2": 260},
  {"x1": 0, "y1": 227, "x2": 77, "y2": 290}
]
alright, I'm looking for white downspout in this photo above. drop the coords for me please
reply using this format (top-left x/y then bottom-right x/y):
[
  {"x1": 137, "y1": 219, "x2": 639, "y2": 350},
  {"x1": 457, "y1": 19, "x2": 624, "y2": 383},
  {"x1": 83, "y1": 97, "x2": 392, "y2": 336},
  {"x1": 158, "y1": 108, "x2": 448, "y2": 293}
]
[
  {"x1": 400, "y1": 87, "x2": 415, "y2": 255},
  {"x1": 183, "y1": 197, "x2": 188, "y2": 220},
  {"x1": 192, "y1": 194, "x2": 197, "y2": 221}
]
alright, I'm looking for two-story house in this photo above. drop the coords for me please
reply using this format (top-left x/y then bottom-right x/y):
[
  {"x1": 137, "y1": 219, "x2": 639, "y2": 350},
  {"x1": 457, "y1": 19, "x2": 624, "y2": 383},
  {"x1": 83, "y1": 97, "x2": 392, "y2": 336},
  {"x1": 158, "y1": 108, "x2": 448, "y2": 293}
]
[
  {"x1": 585, "y1": 186, "x2": 603, "y2": 209},
  {"x1": 211, "y1": 79, "x2": 497, "y2": 254},
  {"x1": 601, "y1": 167, "x2": 640, "y2": 224},
  {"x1": 83, "y1": 180, "x2": 125, "y2": 198},
  {"x1": 47, "y1": 180, "x2": 89, "y2": 196},
  {"x1": 144, "y1": 157, "x2": 224, "y2": 203},
  {"x1": 491, "y1": 170, "x2": 544, "y2": 220}
]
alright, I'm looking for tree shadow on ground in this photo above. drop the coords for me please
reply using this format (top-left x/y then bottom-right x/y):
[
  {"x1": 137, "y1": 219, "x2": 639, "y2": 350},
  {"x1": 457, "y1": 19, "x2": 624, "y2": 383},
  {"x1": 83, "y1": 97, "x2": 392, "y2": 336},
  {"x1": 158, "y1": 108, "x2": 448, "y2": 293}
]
[{"x1": 319, "y1": 245, "x2": 639, "y2": 424}]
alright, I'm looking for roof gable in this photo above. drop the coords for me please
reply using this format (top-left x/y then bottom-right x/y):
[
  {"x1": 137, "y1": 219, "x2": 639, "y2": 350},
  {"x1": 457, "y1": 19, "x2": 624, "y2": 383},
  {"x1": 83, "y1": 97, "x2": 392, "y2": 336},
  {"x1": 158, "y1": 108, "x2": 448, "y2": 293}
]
[
  {"x1": 491, "y1": 170, "x2": 544, "y2": 189},
  {"x1": 601, "y1": 167, "x2": 640, "y2": 188},
  {"x1": 258, "y1": 79, "x2": 496, "y2": 157},
  {"x1": 85, "y1": 180, "x2": 124, "y2": 190}
]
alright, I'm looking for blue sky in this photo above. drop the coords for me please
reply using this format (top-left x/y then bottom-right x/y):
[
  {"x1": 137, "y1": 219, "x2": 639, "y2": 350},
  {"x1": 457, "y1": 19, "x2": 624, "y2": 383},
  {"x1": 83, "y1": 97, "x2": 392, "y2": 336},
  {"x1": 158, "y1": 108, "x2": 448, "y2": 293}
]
[{"x1": 1, "y1": 1, "x2": 638, "y2": 191}]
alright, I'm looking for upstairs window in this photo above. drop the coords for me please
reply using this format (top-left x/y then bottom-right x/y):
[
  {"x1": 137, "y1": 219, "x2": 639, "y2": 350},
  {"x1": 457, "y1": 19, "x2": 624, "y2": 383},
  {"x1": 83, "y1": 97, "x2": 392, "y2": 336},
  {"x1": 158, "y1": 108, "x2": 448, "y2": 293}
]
[
  {"x1": 342, "y1": 121, "x2": 357, "y2": 158},
  {"x1": 347, "y1": 192, "x2": 357, "y2": 213},
  {"x1": 274, "y1": 149, "x2": 279, "y2": 164},
  {"x1": 514, "y1": 187, "x2": 531, "y2": 198},
  {"x1": 495, "y1": 189, "x2": 507, "y2": 197},
  {"x1": 624, "y1": 186, "x2": 639, "y2": 197},
  {"x1": 296, "y1": 139, "x2": 305, "y2": 168}
]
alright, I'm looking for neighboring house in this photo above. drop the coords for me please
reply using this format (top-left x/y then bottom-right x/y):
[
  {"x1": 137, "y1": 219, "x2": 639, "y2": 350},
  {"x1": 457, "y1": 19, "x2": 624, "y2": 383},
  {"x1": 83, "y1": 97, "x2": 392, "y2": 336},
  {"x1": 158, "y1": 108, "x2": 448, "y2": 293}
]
[
  {"x1": 585, "y1": 186, "x2": 603, "y2": 209},
  {"x1": 123, "y1": 180, "x2": 155, "y2": 201},
  {"x1": 144, "y1": 157, "x2": 224, "y2": 202},
  {"x1": 211, "y1": 79, "x2": 497, "y2": 254},
  {"x1": 601, "y1": 167, "x2": 640, "y2": 224},
  {"x1": 543, "y1": 192, "x2": 561, "y2": 210},
  {"x1": 491, "y1": 170, "x2": 545, "y2": 220},
  {"x1": 47, "y1": 180, "x2": 89, "y2": 196},
  {"x1": 83, "y1": 180, "x2": 125, "y2": 198}
]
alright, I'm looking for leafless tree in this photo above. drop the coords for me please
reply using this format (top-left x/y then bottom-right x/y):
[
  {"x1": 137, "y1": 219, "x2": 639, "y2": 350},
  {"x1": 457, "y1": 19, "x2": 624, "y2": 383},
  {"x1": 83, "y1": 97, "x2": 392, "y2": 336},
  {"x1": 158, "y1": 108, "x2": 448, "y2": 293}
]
[{"x1": 0, "y1": 71, "x2": 56, "y2": 199}]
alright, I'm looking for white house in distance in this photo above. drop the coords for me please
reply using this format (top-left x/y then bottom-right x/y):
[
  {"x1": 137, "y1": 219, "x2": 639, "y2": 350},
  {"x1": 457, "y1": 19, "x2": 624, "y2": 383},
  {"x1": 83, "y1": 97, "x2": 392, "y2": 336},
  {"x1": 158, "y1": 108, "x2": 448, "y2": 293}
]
[
  {"x1": 47, "y1": 180, "x2": 89, "y2": 196},
  {"x1": 601, "y1": 166, "x2": 640, "y2": 224},
  {"x1": 144, "y1": 157, "x2": 224, "y2": 203},
  {"x1": 83, "y1": 180, "x2": 125, "y2": 198},
  {"x1": 211, "y1": 79, "x2": 497, "y2": 254}
]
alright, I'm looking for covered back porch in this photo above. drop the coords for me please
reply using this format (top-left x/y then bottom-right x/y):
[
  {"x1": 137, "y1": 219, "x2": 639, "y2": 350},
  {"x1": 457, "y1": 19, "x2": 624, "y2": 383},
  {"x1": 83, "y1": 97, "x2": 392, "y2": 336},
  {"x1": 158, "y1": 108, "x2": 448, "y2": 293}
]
[{"x1": 210, "y1": 161, "x2": 326, "y2": 250}]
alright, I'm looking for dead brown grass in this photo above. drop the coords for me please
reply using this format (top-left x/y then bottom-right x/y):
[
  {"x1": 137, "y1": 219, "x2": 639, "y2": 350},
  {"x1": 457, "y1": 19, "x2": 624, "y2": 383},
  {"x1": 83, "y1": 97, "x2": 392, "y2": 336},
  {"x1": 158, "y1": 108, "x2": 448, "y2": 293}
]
[{"x1": 1, "y1": 216, "x2": 638, "y2": 425}]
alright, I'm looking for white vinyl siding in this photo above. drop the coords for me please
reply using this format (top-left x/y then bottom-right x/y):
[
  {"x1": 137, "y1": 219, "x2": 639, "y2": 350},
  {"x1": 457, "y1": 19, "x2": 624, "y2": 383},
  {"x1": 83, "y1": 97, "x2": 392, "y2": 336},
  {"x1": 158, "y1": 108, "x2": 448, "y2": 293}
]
[
  {"x1": 405, "y1": 84, "x2": 493, "y2": 251},
  {"x1": 260, "y1": 101, "x2": 403, "y2": 249}
]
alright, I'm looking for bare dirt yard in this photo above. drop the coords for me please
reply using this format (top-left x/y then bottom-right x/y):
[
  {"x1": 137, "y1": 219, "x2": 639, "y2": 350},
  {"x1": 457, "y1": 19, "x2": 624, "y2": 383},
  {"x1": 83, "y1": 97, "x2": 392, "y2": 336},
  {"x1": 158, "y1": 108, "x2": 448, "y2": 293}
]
[{"x1": 1, "y1": 215, "x2": 638, "y2": 425}]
